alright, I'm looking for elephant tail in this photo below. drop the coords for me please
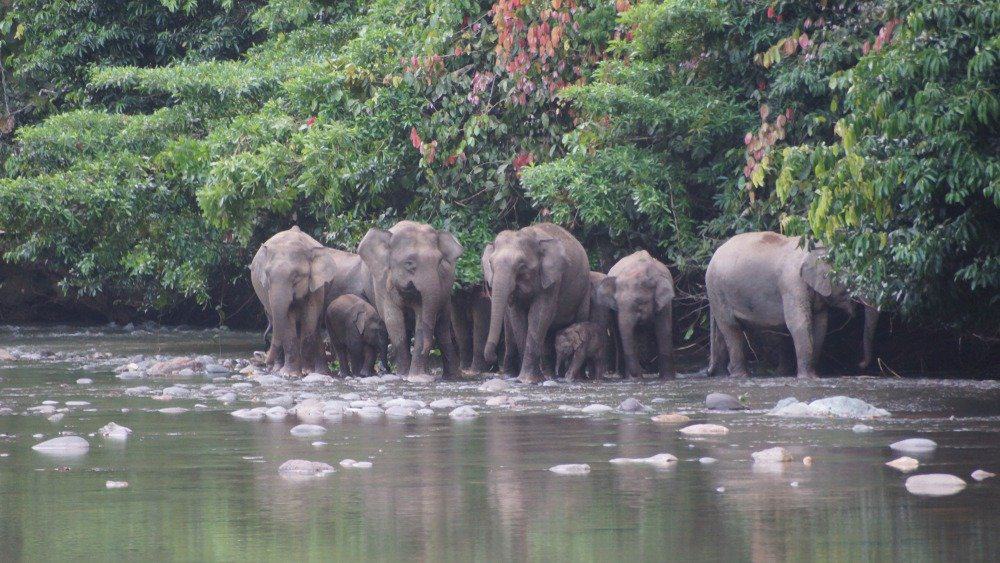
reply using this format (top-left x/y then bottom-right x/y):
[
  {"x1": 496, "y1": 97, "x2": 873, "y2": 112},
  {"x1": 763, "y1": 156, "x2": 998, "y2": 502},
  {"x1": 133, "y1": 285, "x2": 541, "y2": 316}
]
[
  {"x1": 704, "y1": 310, "x2": 727, "y2": 377},
  {"x1": 263, "y1": 322, "x2": 272, "y2": 348}
]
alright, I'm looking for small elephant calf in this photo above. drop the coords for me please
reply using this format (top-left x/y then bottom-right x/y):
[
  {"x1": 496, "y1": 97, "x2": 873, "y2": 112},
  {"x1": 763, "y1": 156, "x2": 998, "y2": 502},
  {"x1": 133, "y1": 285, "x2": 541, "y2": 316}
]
[
  {"x1": 554, "y1": 322, "x2": 607, "y2": 382},
  {"x1": 325, "y1": 295, "x2": 389, "y2": 377}
]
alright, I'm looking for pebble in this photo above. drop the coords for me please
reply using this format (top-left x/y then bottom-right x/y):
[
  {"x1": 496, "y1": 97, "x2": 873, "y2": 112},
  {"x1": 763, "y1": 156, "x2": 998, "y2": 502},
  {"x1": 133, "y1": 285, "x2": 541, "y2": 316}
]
[
  {"x1": 705, "y1": 393, "x2": 744, "y2": 411},
  {"x1": 301, "y1": 373, "x2": 333, "y2": 384},
  {"x1": 355, "y1": 406, "x2": 384, "y2": 418},
  {"x1": 383, "y1": 398, "x2": 426, "y2": 409},
  {"x1": 265, "y1": 406, "x2": 288, "y2": 420},
  {"x1": 885, "y1": 456, "x2": 920, "y2": 472},
  {"x1": 541, "y1": 380, "x2": 559, "y2": 387},
  {"x1": 609, "y1": 453, "x2": 678, "y2": 468},
  {"x1": 581, "y1": 404, "x2": 613, "y2": 414},
  {"x1": 105, "y1": 480, "x2": 129, "y2": 489},
  {"x1": 385, "y1": 406, "x2": 415, "y2": 418},
  {"x1": 32, "y1": 436, "x2": 90, "y2": 453},
  {"x1": 652, "y1": 413, "x2": 691, "y2": 424},
  {"x1": 716, "y1": 487, "x2": 725, "y2": 493},
  {"x1": 549, "y1": 464, "x2": 590, "y2": 475},
  {"x1": 416, "y1": 409, "x2": 433, "y2": 416},
  {"x1": 449, "y1": 406, "x2": 478, "y2": 420},
  {"x1": 98, "y1": 422, "x2": 132, "y2": 440},
  {"x1": 971, "y1": 469, "x2": 995, "y2": 481},
  {"x1": 47, "y1": 414, "x2": 65, "y2": 423},
  {"x1": 803, "y1": 456, "x2": 813, "y2": 467},
  {"x1": 215, "y1": 392, "x2": 237, "y2": 403},
  {"x1": 478, "y1": 379, "x2": 508, "y2": 393},
  {"x1": 290, "y1": 424, "x2": 327, "y2": 437},
  {"x1": 340, "y1": 459, "x2": 373, "y2": 469},
  {"x1": 889, "y1": 438, "x2": 937, "y2": 453},
  {"x1": 852, "y1": 424, "x2": 874, "y2": 433},
  {"x1": 751, "y1": 447, "x2": 793, "y2": 464},
  {"x1": 905, "y1": 474, "x2": 966, "y2": 496},
  {"x1": 231, "y1": 408, "x2": 266, "y2": 421},
  {"x1": 311, "y1": 441, "x2": 327, "y2": 447},
  {"x1": 678, "y1": 424, "x2": 729, "y2": 436},
  {"x1": 406, "y1": 374, "x2": 436, "y2": 384},
  {"x1": 699, "y1": 457, "x2": 717, "y2": 464},
  {"x1": 278, "y1": 459, "x2": 335, "y2": 477},
  {"x1": 158, "y1": 407, "x2": 188, "y2": 414},
  {"x1": 76, "y1": 378, "x2": 93, "y2": 385}
]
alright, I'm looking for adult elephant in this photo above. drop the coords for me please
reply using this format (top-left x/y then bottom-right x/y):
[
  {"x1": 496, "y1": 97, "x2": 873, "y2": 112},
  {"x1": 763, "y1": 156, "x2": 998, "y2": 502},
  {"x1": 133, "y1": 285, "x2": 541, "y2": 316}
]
[
  {"x1": 481, "y1": 223, "x2": 591, "y2": 383},
  {"x1": 250, "y1": 227, "x2": 344, "y2": 377},
  {"x1": 358, "y1": 220, "x2": 463, "y2": 380},
  {"x1": 703, "y1": 231, "x2": 879, "y2": 378},
  {"x1": 595, "y1": 251, "x2": 675, "y2": 379}
]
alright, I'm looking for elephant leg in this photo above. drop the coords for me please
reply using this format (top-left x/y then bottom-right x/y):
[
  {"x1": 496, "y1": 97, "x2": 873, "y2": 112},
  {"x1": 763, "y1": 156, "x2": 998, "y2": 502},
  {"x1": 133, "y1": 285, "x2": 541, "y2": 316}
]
[
  {"x1": 776, "y1": 336, "x2": 796, "y2": 376},
  {"x1": 451, "y1": 297, "x2": 473, "y2": 369},
  {"x1": 704, "y1": 313, "x2": 729, "y2": 377},
  {"x1": 382, "y1": 304, "x2": 411, "y2": 376},
  {"x1": 331, "y1": 341, "x2": 351, "y2": 377},
  {"x1": 519, "y1": 298, "x2": 556, "y2": 383},
  {"x1": 502, "y1": 319, "x2": 520, "y2": 378},
  {"x1": 812, "y1": 308, "x2": 829, "y2": 373},
  {"x1": 715, "y1": 314, "x2": 750, "y2": 378},
  {"x1": 591, "y1": 351, "x2": 607, "y2": 380},
  {"x1": 565, "y1": 348, "x2": 587, "y2": 382},
  {"x1": 541, "y1": 331, "x2": 557, "y2": 379},
  {"x1": 654, "y1": 307, "x2": 675, "y2": 380},
  {"x1": 435, "y1": 302, "x2": 463, "y2": 380},
  {"x1": 555, "y1": 348, "x2": 567, "y2": 379},
  {"x1": 783, "y1": 300, "x2": 818, "y2": 378},
  {"x1": 299, "y1": 295, "x2": 328, "y2": 375},
  {"x1": 505, "y1": 307, "x2": 528, "y2": 378},
  {"x1": 470, "y1": 294, "x2": 491, "y2": 372},
  {"x1": 357, "y1": 348, "x2": 375, "y2": 378}
]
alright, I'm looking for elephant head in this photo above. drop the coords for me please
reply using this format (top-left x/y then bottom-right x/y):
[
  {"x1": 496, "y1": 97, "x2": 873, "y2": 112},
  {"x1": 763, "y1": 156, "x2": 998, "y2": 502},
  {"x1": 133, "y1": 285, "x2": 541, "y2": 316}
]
[
  {"x1": 800, "y1": 248, "x2": 879, "y2": 370},
  {"x1": 480, "y1": 229, "x2": 566, "y2": 363},
  {"x1": 354, "y1": 306, "x2": 389, "y2": 355}
]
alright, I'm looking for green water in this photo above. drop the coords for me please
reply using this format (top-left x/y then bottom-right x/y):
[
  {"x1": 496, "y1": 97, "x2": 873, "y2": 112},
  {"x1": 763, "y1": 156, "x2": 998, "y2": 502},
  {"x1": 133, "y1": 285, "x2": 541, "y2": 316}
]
[{"x1": 0, "y1": 326, "x2": 998, "y2": 561}]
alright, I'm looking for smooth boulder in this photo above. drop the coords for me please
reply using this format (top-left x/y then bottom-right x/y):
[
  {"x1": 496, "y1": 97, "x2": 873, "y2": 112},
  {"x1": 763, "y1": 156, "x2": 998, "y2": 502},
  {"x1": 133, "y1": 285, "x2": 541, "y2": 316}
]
[
  {"x1": 889, "y1": 438, "x2": 937, "y2": 453},
  {"x1": 705, "y1": 393, "x2": 744, "y2": 411},
  {"x1": 278, "y1": 459, "x2": 335, "y2": 477},
  {"x1": 32, "y1": 436, "x2": 90, "y2": 453},
  {"x1": 905, "y1": 474, "x2": 966, "y2": 496},
  {"x1": 549, "y1": 464, "x2": 591, "y2": 475},
  {"x1": 679, "y1": 424, "x2": 729, "y2": 436}
]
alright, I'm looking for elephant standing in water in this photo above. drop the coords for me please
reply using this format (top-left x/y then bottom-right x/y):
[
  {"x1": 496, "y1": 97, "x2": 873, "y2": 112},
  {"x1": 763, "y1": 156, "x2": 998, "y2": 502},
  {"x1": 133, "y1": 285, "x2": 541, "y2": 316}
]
[
  {"x1": 250, "y1": 227, "x2": 342, "y2": 377},
  {"x1": 358, "y1": 220, "x2": 463, "y2": 380},
  {"x1": 325, "y1": 294, "x2": 389, "y2": 378},
  {"x1": 481, "y1": 223, "x2": 591, "y2": 383},
  {"x1": 703, "y1": 231, "x2": 878, "y2": 378},
  {"x1": 595, "y1": 251, "x2": 675, "y2": 379}
]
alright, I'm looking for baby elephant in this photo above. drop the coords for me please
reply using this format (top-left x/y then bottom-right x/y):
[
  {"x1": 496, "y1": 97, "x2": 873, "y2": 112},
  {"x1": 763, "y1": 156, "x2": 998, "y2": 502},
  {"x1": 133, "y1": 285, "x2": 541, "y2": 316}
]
[
  {"x1": 325, "y1": 295, "x2": 389, "y2": 377},
  {"x1": 554, "y1": 322, "x2": 607, "y2": 382}
]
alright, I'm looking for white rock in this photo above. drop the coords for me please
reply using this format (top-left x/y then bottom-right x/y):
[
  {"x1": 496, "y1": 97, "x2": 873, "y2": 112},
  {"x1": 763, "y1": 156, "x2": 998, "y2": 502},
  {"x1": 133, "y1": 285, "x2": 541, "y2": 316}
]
[
  {"x1": 889, "y1": 438, "x2": 937, "y2": 453},
  {"x1": 886, "y1": 456, "x2": 920, "y2": 472},
  {"x1": 971, "y1": 469, "x2": 995, "y2": 481},
  {"x1": 232, "y1": 382, "x2": 253, "y2": 390},
  {"x1": 618, "y1": 398, "x2": 647, "y2": 412},
  {"x1": 76, "y1": 378, "x2": 93, "y2": 385},
  {"x1": 47, "y1": 414, "x2": 65, "y2": 423},
  {"x1": 679, "y1": 424, "x2": 730, "y2": 436},
  {"x1": 65, "y1": 401, "x2": 90, "y2": 407},
  {"x1": 385, "y1": 406, "x2": 414, "y2": 418},
  {"x1": 231, "y1": 408, "x2": 265, "y2": 421},
  {"x1": 751, "y1": 447, "x2": 793, "y2": 464},
  {"x1": 549, "y1": 464, "x2": 590, "y2": 475},
  {"x1": 290, "y1": 424, "x2": 327, "y2": 437},
  {"x1": 852, "y1": 424, "x2": 874, "y2": 433},
  {"x1": 355, "y1": 406, "x2": 384, "y2": 418},
  {"x1": 158, "y1": 407, "x2": 188, "y2": 414},
  {"x1": 28, "y1": 405, "x2": 57, "y2": 415},
  {"x1": 416, "y1": 408, "x2": 433, "y2": 416},
  {"x1": 340, "y1": 459, "x2": 373, "y2": 469},
  {"x1": 428, "y1": 399, "x2": 458, "y2": 409},
  {"x1": 32, "y1": 436, "x2": 89, "y2": 453},
  {"x1": 699, "y1": 457, "x2": 718, "y2": 464},
  {"x1": 478, "y1": 379, "x2": 508, "y2": 393},
  {"x1": 42, "y1": 400, "x2": 59, "y2": 405},
  {"x1": 98, "y1": 422, "x2": 132, "y2": 440},
  {"x1": 541, "y1": 380, "x2": 559, "y2": 387},
  {"x1": 278, "y1": 459, "x2": 335, "y2": 477},
  {"x1": 406, "y1": 374, "x2": 436, "y2": 384},
  {"x1": 383, "y1": 398, "x2": 425, "y2": 409},
  {"x1": 340, "y1": 393, "x2": 361, "y2": 401},
  {"x1": 265, "y1": 406, "x2": 288, "y2": 420},
  {"x1": 301, "y1": 373, "x2": 333, "y2": 384},
  {"x1": 125, "y1": 386, "x2": 151, "y2": 395},
  {"x1": 216, "y1": 392, "x2": 236, "y2": 403},
  {"x1": 609, "y1": 453, "x2": 678, "y2": 467},
  {"x1": 768, "y1": 396, "x2": 889, "y2": 419},
  {"x1": 449, "y1": 406, "x2": 478, "y2": 419},
  {"x1": 312, "y1": 441, "x2": 327, "y2": 447},
  {"x1": 905, "y1": 474, "x2": 966, "y2": 496},
  {"x1": 350, "y1": 399, "x2": 379, "y2": 408},
  {"x1": 105, "y1": 480, "x2": 129, "y2": 489},
  {"x1": 581, "y1": 404, "x2": 613, "y2": 414},
  {"x1": 557, "y1": 405, "x2": 581, "y2": 412}
]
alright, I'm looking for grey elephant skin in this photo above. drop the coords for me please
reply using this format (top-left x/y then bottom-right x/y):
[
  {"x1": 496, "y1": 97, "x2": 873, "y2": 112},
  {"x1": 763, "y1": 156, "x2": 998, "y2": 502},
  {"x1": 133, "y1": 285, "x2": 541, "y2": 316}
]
[
  {"x1": 451, "y1": 283, "x2": 494, "y2": 372},
  {"x1": 358, "y1": 220, "x2": 463, "y2": 380},
  {"x1": 482, "y1": 223, "x2": 591, "y2": 383},
  {"x1": 596, "y1": 251, "x2": 676, "y2": 379},
  {"x1": 325, "y1": 294, "x2": 389, "y2": 377},
  {"x1": 703, "y1": 231, "x2": 878, "y2": 378},
  {"x1": 555, "y1": 321, "x2": 607, "y2": 381}
]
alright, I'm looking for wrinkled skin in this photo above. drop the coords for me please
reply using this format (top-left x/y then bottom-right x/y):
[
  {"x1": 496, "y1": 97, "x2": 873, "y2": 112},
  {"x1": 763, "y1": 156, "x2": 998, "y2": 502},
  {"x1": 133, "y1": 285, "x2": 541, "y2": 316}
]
[
  {"x1": 250, "y1": 227, "x2": 342, "y2": 377},
  {"x1": 587, "y1": 271, "x2": 617, "y2": 374},
  {"x1": 482, "y1": 223, "x2": 591, "y2": 383},
  {"x1": 325, "y1": 294, "x2": 389, "y2": 377},
  {"x1": 596, "y1": 251, "x2": 676, "y2": 379},
  {"x1": 452, "y1": 283, "x2": 494, "y2": 373},
  {"x1": 554, "y1": 321, "x2": 607, "y2": 381},
  {"x1": 703, "y1": 231, "x2": 879, "y2": 378},
  {"x1": 358, "y1": 220, "x2": 463, "y2": 380}
]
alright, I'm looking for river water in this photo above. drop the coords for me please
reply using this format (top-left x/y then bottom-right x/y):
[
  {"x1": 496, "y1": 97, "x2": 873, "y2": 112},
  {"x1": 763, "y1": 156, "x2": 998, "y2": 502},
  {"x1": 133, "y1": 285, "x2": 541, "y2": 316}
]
[{"x1": 0, "y1": 325, "x2": 997, "y2": 561}]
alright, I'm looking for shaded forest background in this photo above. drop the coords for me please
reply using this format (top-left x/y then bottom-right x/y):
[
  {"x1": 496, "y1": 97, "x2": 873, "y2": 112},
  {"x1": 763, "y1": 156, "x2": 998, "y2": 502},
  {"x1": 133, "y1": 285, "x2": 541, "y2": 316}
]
[{"x1": 1, "y1": 0, "x2": 997, "y2": 375}]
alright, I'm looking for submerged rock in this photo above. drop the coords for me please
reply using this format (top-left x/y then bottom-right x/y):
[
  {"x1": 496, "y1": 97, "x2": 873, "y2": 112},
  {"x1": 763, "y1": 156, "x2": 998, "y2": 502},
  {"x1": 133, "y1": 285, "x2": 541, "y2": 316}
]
[
  {"x1": 105, "y1": 480, "x2": 129, "y2": 489},
  {"x1": 769, "y1": 396, "x2": 889, "y2": 419},
  {"x1": 278, "y1": 459, "x2": 335, "y2": 477},
  {"x1": 76, "y1": 378, "x2": 93, "y2": 385},
  {"x1": 705, "y1": 393, "x2": 744, "y2": 411},
  {"x1": 905, "y1": 474, "x2": 966, "y2": 496},
  {"x1": 699, "y1": 457, "x2": 718, "y2": 464},
  {"x1": 290, "y1": 424, "x2": 327, "y2": 437},
  {"x1": 449, "y1": 406, "x2": 478, "y2": 419},
  {"x1": 478, "y1": 379, "x2": 508, "y2": 393},
  {"x1": 98, "y1": 422, "x2": 132, "y2": 440},
  {"x1": 852, "y1": 424, "x2": 874, "y2": 433},
  {"x1": 609, "y1": 453, "x2": 678, "y2": 468},
  {"x1": 618, "y1": 398, "x2": 647, "y2": 413},
  {"x1": 678, "y1": 424, "x2": 729, "y2": 436},
  {"x1": 32, "y1": 436, "x2": 89, "y2": 453},
  {"x1": 384, "y1": 406, "x2": 415, "y2": 418},
  {"x1": 231, "y1": 408, "x2": 266, "y2": 421},
  {"x1": 751, "y1": 447, "x2": 793, "y2": 464},
  {"x1": 652, "y1": 413, "x2": 691, "y2": 424},
  {"x1": 886, "y1": 456, "x2": 920, "y2": 472},
  {"x1": 265, "y1": 406, "x2": 288, "y2": 420},
  {"x1": 383, "y1": 398, "x2": 426, "y2": 410},
  {"x1": 581, "y1": 404, "x2": 613, "y2": 414},
  {"x1": 340, "y1": 459, "x2": 373, "y2": 469},
  {"x1": 971, "y1": 469, "x2": 995, "y2": 482},
  {"x1": 549, "y1": 464, "x2": 591, "y2": 475},
  {"x1": 889, "y1": 438, "x2": 937, "y2": 453},
  {"x1": 158, "y1": 407, "x2": 188, "y2": 414}
]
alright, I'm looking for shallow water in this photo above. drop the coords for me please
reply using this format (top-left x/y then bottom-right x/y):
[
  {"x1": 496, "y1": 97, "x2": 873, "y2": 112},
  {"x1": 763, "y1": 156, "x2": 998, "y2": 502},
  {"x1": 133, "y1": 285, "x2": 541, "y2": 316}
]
[{"x1": 1, "y1": 325, "x2": 998, "y2": 561}]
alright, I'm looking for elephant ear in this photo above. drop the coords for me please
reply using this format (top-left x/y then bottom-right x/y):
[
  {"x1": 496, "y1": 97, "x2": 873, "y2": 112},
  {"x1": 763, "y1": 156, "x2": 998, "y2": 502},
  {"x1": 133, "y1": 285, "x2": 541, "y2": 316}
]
[
  {"x1": 653, "y1": 273, "x2": 675, "y2": 311},
  {"x1": 309, "y1": 248, "x2": 338, "y2": 293},
  {"x1": 254, "y1": 245, "x2": 270, "y2": 288},
  {"x1": 538, "y1": 237, "x2": 566, "y2": 289},
  {"x1": 800, "y1": 250, "x2": 833, "y2": 297},
  {"x1": 353, "y1": 306, "x2": 368, "y2": 335},
  {"x1": 595, "y1": 276, "x2": 618, "y2": 311},
  {"x1": 437, "y1": 231, "x2": 463, "y2": 266},
  {"x1": 481, "y1": 243, "x2": 496, "y2": 287},
  {"x1": 358, "y1": 228, "x2": 391, "y2": 276}
]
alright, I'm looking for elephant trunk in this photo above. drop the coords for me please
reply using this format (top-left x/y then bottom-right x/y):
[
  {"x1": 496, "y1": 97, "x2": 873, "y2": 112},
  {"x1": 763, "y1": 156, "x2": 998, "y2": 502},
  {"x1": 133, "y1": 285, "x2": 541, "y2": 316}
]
[
  {"x1": 268, "y1": 286, "x2": 296, "y2": 372},
  {"x1": 859, "y1": 305, "x2": 879, "y2": 370},
  {"x1": 618, "y1": 313, "x2": 641, "y2": 378},
  {"x1": 484, "y1": 275, "x2": 513, "y2": 364},
  {"x1": 417, "y1": 288, "x2": 442, "y2": 357}
]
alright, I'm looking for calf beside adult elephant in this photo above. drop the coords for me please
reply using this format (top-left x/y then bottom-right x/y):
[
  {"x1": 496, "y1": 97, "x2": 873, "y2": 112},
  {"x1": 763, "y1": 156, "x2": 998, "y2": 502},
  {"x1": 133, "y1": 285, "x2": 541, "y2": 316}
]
[
  {"x1": 358, "y1": 220, "x2": 463, "y2": 380},
  {"x1": 481, "y1": 223, "x2": 591, "y2": 383},
  {"x1": 703, "y1": 231, "x2": 878, "y2": 378}
]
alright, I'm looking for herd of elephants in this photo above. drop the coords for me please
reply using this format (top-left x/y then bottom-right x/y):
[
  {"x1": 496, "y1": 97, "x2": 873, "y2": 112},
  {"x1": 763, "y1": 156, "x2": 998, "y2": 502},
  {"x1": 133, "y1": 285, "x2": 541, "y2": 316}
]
[{"x1": 251, "y1": 221, "x2": 880, "y2": 384}]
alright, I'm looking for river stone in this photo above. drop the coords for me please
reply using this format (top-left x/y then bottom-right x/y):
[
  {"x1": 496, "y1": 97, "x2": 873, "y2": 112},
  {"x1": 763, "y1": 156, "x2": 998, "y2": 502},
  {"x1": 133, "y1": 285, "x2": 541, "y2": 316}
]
[
  {"x1": 162, "y1": 386, "x2": 190, "y2": 398},
  {"x1": 769, "y1": 396, "x2": 889, "y2": 418},
  {"x1": 383, "y1": 398, "x2": 426, "y2": 409},
  {"x1": 886, "y1": 456, "x2": 920, "y2": 472},
  {"x1": 706, "y1": 393, "x2": 744, "y2": 411},
  {"x1": 350, "y1": 399, "x2": 378, "y2": 408},
  {"x1": 158, "y1": 407, "x2": 188, "y2": 414},
  {"x1": 430, "y1": 398, "x2": 459, "y2": 409},
  {"x1": 47, "y1": 414, "x2": 65, "y2": 423},
  {"x1": 609, "y1": 453, "x2": 678, "y2": 467},
  {"x1": 205, "y1": 364, "x2": 230, "y2": 374},
  {"x1": 618, "y1": 398, "x2": 647, "y2": 413},
  {"x1": 278, "y1": 459, "x2": 335, "y2": 477},
  {"x1": 549, "y1": 464, "x2": 591, "y2": 475},
  {"x1": 905, "y1": 474, "x2": 967, "y2": 496},
  {"x1": 852, "y1": 424, "x2": 874, "y2": 433},
  {"x1": 699, "y1": 457, "x2": 718, "y2": 464},
  {"x1": 76, "y1": 378, "x2": 93, "y2": 385},
  {"x1": 679, "y1": 424, "x2": 729, "y2": 436},
  {"x1": 290, "y1": 424, "x2": 327, "y2": 437},
  {"x1": 385, "y1": 406, "x2": 414, "y2": 418},
  {"x1": 147, "y1": 357, "x2": 203, "y2": 377},
  {"x1": 889, "y1": 438, "x2": 937, "y2": 453},
  {"x1": 28, "y1": 405, "x2": 57, "y2": 415},
  {"x1": 416, "y1": 408, "x2": 434, "y2": 416},
  {"x1": 125, "y1": 386, "x2": 151, "y2": 395},
  {"x1": 355, "y1": 406, "x2": 384, "y2": 418},
  {"x1": 449, "y1": 406, "x2": 478, "y2": 419},
  {"x1": 215, "y1": 392, "x2": 236, "y2": 403},
  {"x1": 99, "y1": 422, "x2": 132, "y2": 440},
  {"x1": 117, "y1": 371, "x2": 145, "y2": 380},
  {"x1": 265, "y1": 406, "x2": 288, "y2": 420},
  {"x1": 105, "y1": 480, "x2": 129, "y2": 489},
  {"x1": 751, "y1": 447, "x2": 793, "y2": 463},
  {"x1": 340, "y1": 459, "x2": 374, "y2": 469},
  {"x1": 301, "y1": 373, "x2": 333, "y2": 384},
  {"x1": 581, "y1": 404, "x2": 613, "y2": 414},
  {"x1": 971, "y1": 469, "x2": 995, "y2": 481},
  {"x1": 652, "y1": 413, "x2": 691, "y2": 424},
  {"x1": 479, "y1": 379, "x2": 508, "y2": 393},
  {"x1": 406, "y1": 374, "x2": 436, "y2": 384},
  {"x1": 231, "y1": 408, "x2": 265, "y2": 421},
  {"x1": 265, "y1": 395, "x2": 294, "y2": 407},
  {"x1": 32, "y1": 436, "x2": 89, "y2": 453}
]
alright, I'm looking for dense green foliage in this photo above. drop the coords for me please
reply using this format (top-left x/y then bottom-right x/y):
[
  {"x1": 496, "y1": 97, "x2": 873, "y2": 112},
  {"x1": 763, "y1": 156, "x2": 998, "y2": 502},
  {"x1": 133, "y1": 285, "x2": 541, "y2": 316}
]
[{"x1": 1, "y1": 0, "x2": 997, "y2": 337}]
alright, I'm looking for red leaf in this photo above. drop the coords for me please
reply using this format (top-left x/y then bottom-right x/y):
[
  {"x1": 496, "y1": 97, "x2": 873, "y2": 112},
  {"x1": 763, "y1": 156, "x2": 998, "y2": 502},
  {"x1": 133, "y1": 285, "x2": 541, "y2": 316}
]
[
  {"x1": 305, "y1": 116, "x2": 316, "y2": 127},
  {"x1": 410, "y1": 127, "x2": 422, "y2": 149}
]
